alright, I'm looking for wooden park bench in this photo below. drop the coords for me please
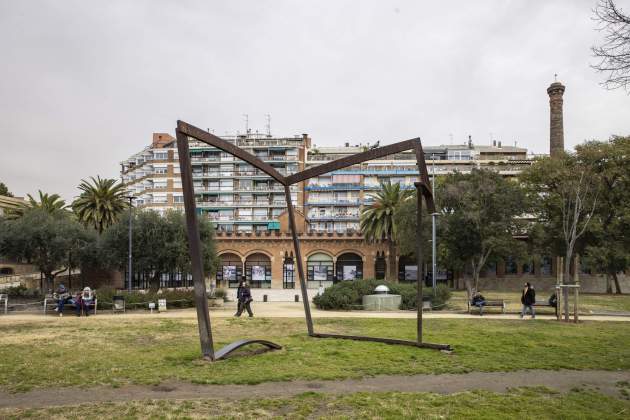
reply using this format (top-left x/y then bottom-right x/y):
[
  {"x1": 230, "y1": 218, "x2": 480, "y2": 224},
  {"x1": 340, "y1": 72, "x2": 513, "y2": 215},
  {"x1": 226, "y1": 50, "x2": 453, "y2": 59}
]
[
  {"x1": 44, "y1": 294, "x2": 98, "y2": 316},
  {"x1": 467, "y1": 299, "x2": 506, "y2": 314},
  {"x1": 0, "y1": 294, "x2": 7, "y2": 315},
  {"x1": 533, "y1": 299, "x2": 558, "y2": 317}
]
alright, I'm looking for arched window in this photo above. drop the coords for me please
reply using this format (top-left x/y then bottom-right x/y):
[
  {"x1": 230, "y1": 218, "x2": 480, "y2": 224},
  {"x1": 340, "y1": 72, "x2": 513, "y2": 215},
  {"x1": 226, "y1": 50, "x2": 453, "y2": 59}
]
[
  {"x1": 336, "y1": 253, "x2": 363, "y2": 281},
  {"x1": 245, "y1": 253, "x2": 272, "y2": 288},
  {"x1": 375, "y1": 252, "x2": 386, "y2": 280},
  {"x1": 307, "y1": 253, "x2": 333, "y2": 289},
  {"x1": 283, "y1": 252, "x2": 295, "y2": 289},
  {"x1": 216, "y1": 253, "x2": 243, "y2": 289}
]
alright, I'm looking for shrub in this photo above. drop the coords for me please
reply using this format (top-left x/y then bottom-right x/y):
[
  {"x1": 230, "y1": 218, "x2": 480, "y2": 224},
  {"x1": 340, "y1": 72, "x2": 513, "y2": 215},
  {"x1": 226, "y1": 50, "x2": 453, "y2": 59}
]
[
  {"x1": 210, "y1": 288, "x2": 227, "y2": 301},
  {"x1": 96, "y1": 287, "x2": 195, "y2": 309},
  {"x1": 3, "y1": 285, "x2": 42, "y2": 299},
  {"x1": 313, "y1": 279, "x2": 452, "y2": 311},
  {"x1": 429, "y1": 283, "x2": 452, "y2": 309}
]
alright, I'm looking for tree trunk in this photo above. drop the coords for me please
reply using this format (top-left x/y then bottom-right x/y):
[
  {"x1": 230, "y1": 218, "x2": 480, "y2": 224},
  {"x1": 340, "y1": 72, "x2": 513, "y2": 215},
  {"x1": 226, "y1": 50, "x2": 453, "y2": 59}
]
[
  {"x1": 387, "y1": 241, "x2": 397, "y2": 282},
  {"x1": 612, "y1": 272, "x2": 623, "y2": 295},
  {"x1": 44, "y1": 273, "x2": 55, "y2": 293},
  {"x1": 605, "y1": 273, "x2": 613, "y2": 294},
  {"x1": 150, "y1": 272, "x2": 161, "y2": 292}
]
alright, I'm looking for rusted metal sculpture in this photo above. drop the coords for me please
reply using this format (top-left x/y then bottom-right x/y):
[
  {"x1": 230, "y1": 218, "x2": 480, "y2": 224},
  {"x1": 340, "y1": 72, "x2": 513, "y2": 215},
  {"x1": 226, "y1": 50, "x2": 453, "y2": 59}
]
[{"x1": 176, "y1": 120, "x2": 451, "y2": 360}]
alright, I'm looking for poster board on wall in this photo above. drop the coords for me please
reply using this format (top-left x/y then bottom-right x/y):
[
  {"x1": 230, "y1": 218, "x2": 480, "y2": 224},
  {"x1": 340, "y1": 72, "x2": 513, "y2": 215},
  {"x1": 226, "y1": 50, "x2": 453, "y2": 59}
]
[
  {"x1": 252, "y1": 265, "x2": 265, "y2": 281},
  {"x1": 342, "y1": 265, "x2": 357, "y2": 280}
]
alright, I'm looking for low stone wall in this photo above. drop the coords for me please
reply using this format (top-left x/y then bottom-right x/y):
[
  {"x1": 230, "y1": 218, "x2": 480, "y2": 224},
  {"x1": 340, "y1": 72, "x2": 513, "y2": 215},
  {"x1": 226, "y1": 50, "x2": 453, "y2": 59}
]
[{"x1": 476, "y1": 274, "x2": 629, "y2": 293}]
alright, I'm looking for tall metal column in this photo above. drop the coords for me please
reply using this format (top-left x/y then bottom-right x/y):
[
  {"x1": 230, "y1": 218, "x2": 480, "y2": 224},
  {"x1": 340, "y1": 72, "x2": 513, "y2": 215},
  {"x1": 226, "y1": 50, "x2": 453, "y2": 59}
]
[
  {"x1": 176, "y1": 129, "x2": 215, "y2": 360},
  {"x1": 126, "y1": 196, "x2": 135, "y2": 292},
  {"x1": 415, "y1": 182, "x2": 424, "y2": 344},
  {"x1": 431, "y1": 157, "x2": 437, "y2": 291},
  {"x1": 284, "y1": 185, "x2": 314, "y2": 335}
]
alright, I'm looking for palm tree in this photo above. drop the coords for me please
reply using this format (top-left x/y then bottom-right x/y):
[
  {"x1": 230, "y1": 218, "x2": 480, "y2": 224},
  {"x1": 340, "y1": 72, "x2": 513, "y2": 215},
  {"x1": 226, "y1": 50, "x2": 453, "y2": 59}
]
[
  {"x1": 360, "y1": 182, "x2": 414, "y2": 281},
  {"x1": 6, "y1": 190, "x2": 67, "y2": 218},
  {"x1": 72, "y1": 176, "x2": 128, "y2": 234}
]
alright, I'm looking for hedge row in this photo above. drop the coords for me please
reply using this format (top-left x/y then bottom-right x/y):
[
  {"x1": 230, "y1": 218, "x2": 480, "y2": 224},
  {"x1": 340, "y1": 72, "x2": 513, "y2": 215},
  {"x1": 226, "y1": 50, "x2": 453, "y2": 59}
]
[{"x1": 312, "y1": 279, "x2": 451, "y2": 311}]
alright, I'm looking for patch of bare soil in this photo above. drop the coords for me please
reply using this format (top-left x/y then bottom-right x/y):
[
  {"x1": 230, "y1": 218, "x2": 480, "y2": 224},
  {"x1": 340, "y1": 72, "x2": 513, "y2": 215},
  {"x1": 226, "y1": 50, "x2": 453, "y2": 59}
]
[{"x1": 1, "y1": 369, "x2": 629, "y2": 409}]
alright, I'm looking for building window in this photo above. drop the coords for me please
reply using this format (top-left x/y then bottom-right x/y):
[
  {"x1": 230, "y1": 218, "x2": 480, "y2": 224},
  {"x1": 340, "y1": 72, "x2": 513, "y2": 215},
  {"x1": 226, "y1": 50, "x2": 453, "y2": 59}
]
[
  {"x1": 173, "y1": 196, "x2": 184, "y2": 203},
  {"x1": 283, "y1": 254, "x2": 295, "y2": 289},
  {"x1": 375, "y1": 253, "x2": 386, "y2": 280},
  {"x1": 216, "y1": 253, "x2": 242, "y2": 289},
  {"x1": 154, "y1": 152, "x2": 168, "y2": 160},
  {"x1": 336, "y1": 253, "x2": 363, "y2": 281},
  {"x1": 541, "y1": 257, "x2": 552, "y2": 276},
  {"x1": 307, "y1": 253, "x2": 334, "y2": 288},
  {"x1": 505, "y1": 257, "x2": 518, "y2": 275},
  {"x1": 245, "y1": 253, "x2": 272, "y2": 289}
]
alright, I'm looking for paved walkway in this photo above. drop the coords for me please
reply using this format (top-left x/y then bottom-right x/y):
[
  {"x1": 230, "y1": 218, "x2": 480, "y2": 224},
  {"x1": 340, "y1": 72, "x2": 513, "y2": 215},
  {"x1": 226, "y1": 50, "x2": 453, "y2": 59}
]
[
  {"x1": 1, "y1": 369, "x2": 628, "y2": 408},
  {"x1": 3, "y1": 302, "x2": 630, "y2": 322}
]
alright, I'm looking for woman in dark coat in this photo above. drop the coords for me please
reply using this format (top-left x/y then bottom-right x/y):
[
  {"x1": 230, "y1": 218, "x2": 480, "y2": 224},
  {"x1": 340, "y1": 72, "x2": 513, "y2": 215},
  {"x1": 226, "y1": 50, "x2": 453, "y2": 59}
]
[
  {"x1": 520, "y1": 282, "x2": 536, "y2": 319},
  {"x1": 235, "y1": 280, "x2": 254, "y2": 317}
]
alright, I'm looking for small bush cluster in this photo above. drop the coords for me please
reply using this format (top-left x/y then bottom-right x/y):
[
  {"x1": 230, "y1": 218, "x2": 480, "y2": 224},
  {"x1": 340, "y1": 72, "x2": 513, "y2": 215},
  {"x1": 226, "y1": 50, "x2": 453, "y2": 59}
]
[
  {"x1": 313, "y1": 279, "x2": 451, "y2": 311},
  {"x1": 2, "y1": 285, "x2": 43, "y2": 299},
  {"x1": 429, "y1": 283, "x2": 452, "y2": 309},
  {"x1": 209, "y1": 288, "x2": 227, "y2": 300},
  {"x1": 96, "y1": 287, "x2": 196, "y2": 309}
]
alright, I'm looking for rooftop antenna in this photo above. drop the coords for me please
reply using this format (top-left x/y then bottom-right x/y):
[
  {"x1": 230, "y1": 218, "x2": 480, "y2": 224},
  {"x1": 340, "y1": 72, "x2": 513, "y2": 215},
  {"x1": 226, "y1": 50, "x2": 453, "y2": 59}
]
[
  {"x1": 265, "y1": 114, "x2": 271, "y2": 136},
  {"x1": 243, "y1": 114, "x2": 249, "y2": 137},
  {"x1": 554, "y1": 73, "x2": 558, "y2": 82},
  {"x1": 449, "y1": 133, "x2": 453, "y2": 145}
]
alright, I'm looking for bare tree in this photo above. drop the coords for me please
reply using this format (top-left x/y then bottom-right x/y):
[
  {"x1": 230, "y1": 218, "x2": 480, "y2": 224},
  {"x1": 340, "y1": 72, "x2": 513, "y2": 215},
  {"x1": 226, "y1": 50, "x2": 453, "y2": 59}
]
[
  {"x1": 560, "y1": 170, "x2": 598, "y2": 284},
  {"x1": 592, "y1": 0, "x2": 630, "y2": 92}
]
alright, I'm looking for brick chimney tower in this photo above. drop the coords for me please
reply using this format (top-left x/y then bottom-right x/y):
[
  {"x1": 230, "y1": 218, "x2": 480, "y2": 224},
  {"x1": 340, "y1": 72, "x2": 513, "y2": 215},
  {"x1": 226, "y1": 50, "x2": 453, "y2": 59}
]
[{"x1": 547, "y1": 79, "x2": 566, "y2": 157}]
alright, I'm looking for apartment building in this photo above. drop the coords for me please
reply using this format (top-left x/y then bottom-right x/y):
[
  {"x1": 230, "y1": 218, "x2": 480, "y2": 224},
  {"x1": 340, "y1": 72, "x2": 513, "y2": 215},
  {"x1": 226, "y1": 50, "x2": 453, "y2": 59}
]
[
  {"x1": 304, "y1": 140, "x2": 529, "y2": 233},
  {"x1": 121, "y1": 132, "x2": 534, "y2": 290},
  {"x1": 121, "y1": 131, "x2": 309, "y2": 233}
]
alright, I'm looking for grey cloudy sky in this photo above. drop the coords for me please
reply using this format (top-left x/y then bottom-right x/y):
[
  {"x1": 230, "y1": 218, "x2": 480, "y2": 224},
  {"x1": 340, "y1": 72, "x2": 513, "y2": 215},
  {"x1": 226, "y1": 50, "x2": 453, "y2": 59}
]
[{"x1": 1, "y1": 0, "x2": 629, "y2": 202}]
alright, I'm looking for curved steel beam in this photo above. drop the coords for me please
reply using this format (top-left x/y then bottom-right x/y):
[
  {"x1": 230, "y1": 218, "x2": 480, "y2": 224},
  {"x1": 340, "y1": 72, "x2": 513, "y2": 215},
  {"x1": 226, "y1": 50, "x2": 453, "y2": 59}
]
[
  {"x1": 177, "y1": 120, "x2": 287, "y2": 185},
  {"x1": 285, "y1": 138, "x2": 420, "y2": 185},
  {"x1": 214, "y1": 339, "x2": 283, "y2": 361}
]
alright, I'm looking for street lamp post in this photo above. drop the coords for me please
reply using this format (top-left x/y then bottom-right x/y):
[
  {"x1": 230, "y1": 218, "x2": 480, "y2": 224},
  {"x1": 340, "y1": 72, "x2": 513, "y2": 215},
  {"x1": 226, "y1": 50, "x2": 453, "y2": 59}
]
[
  {"x1": 431, "y1": 156, "x2": 437, "y2": 291},
  {"x1": 126, "y1": 196, "x2": 136, "y2": 292}
]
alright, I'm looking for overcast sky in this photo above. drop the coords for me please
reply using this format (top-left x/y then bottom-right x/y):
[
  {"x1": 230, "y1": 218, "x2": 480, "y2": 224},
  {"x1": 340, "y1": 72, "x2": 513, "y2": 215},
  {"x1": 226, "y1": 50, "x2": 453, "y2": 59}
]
[{"x1": 1, "y1": 0, "x2": 629, "y2": 201}]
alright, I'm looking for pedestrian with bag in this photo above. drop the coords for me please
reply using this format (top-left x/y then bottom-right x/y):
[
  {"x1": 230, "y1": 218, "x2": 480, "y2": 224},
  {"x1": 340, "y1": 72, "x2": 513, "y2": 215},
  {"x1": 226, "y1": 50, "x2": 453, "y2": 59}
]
[
  {"x1": 235, "y1": 280, "x2": 254, "y2": 317},
  {"x1": 520, "y1": 282, "x2": 536, "y2": 319}
]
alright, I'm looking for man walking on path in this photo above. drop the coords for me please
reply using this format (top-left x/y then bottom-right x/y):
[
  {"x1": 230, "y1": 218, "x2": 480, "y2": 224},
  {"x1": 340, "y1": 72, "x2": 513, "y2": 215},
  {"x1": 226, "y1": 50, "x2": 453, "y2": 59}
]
[{"x1": 520, "y1": 282, "x2": 536, "y2": 319}]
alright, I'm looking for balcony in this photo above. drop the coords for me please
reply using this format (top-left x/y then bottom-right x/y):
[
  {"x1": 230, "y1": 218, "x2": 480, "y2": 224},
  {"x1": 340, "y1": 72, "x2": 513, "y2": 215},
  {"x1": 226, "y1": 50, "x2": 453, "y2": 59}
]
[
  {"x1": 308, "y1": 214, "x2": 360, "y2": 221},
  {"x1": 305, "y1": 200, "x2": 361, "y2": 206}
]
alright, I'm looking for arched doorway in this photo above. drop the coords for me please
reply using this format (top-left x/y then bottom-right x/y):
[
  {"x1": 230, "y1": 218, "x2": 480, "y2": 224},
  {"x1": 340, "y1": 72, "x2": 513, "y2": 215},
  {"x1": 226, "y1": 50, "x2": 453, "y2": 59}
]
[
  {"x1": 336, "y1": 252, "x2": 363, "y2": 281},
  {"x1": 245, "y1": 253, "x2": 271, "y2": 288},
  {"x1": 283, "y1": 252, "x2": 295, "y2": 289},
  {"x1": 398, "y1": 255, "x2": 418, "y2": 283},
  {"x1": 307, "y1": 252, "x2": 333, "y2": 289},
  {"x1": 374, "y1": 252, "x2": 386, "y2": 280},
  {"x1": 216, "y1": 253, "x2": 243, "y2": 289}
]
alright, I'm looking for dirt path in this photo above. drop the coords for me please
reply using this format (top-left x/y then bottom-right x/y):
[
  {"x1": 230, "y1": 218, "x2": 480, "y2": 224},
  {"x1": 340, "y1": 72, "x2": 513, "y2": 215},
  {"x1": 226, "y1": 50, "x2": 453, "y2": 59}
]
[
  {"x1": 5, "y1": 302, "x2": 630, "y2": 322},
  {"x1": 1, "y1": 369, "x2": 628, "y2": 409}
]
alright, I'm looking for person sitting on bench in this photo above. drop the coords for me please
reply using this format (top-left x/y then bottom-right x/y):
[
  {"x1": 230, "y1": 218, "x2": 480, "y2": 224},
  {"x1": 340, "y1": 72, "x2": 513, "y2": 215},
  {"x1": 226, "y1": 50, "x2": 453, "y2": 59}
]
[
  {"x1": 76, "y1": 287, "x2": 95, "y2": 317},
  {"x1": 53, "y1": 284, "x2": 72, "y2": 317},
  {"x1": 471, "y1": 291, "x2": 486, "y2": 316}
]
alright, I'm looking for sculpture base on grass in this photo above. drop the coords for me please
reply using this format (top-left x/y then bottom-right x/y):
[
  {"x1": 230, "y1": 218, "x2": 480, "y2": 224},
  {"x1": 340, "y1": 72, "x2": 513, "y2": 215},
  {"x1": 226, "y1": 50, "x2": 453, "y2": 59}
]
[{"x1": 214, "y1": 339, "x2": 282, "y2": 361}]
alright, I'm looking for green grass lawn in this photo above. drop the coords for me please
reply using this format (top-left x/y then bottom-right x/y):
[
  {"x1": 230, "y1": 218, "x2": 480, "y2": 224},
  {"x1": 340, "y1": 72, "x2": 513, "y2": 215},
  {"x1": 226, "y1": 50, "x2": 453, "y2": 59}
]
[
  {"x1": 2, "y1": 317, "x2": 630, "y2": 393},
  {"x1": 2, "y1": 387, "x2": 630, "y2": 419},
  {"x1": 449, "y1": 291, "x2": 630, "y2": 313}
]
